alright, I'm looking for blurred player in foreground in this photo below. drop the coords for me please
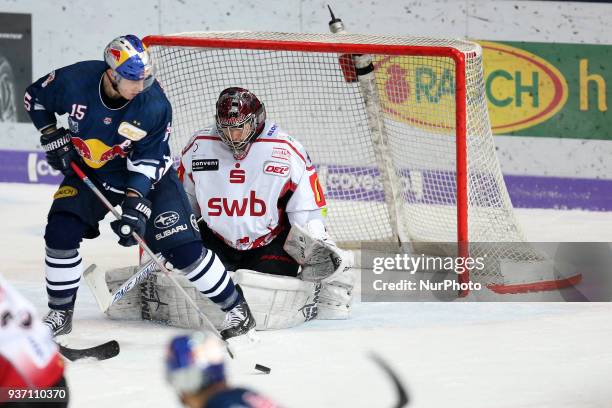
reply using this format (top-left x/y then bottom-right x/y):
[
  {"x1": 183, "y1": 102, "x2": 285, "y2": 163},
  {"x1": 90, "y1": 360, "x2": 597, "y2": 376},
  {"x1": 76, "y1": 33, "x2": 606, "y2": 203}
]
[
  {"x1": 166, "y1": 331, "x2": 280, "y2": 408},
  {"x1": 0, "y1": 274, "x2": 68, "y2": 407}
]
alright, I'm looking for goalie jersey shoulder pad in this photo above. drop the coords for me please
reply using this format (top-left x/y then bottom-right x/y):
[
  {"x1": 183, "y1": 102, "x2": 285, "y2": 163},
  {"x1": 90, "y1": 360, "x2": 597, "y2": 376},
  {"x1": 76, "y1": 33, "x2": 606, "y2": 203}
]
[
  {"x1": 257, "y1": 122, "x2": 314, "y2": 171},
  {"x1": 181, "y1": 125, "x2": 217, "y2": 155}
]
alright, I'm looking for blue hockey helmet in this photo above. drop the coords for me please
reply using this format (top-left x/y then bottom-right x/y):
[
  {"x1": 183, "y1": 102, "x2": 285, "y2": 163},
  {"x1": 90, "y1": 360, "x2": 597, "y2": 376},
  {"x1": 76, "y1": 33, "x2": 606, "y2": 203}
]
[
  {"x1": 165, "y1": 332, "x2": 226, "y2": 394},
  {"x1": 104, "y1": 34, "x2": 155, "y2": 89}
]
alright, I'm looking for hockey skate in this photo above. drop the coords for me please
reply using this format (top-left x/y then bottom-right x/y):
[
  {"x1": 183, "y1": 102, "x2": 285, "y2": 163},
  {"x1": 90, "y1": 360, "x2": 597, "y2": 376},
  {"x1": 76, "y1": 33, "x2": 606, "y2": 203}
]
[
  {"x1": 220, "y1": 299, "x2": 258, "y2": 354},
  {"x1": 43, "y1": 309, "x2": 73, "y2": 336},
  {"x1": 220, "y1": 288, "x2": 256, "y2": 343}
]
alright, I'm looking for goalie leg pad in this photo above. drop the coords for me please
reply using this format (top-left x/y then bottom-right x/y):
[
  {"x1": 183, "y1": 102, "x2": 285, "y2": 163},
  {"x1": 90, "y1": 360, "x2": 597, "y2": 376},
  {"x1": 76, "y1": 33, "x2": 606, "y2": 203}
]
[
  {"x1": 233, "y1": 269, "x2": 317, "y2": 330},
  {"x1": 105, "y1": 266, "x2": 226, "y2": 329},
  {"x1": 144, "y1": 271, "x2": 227, "y2": 329},
  {"x1": 317, "y1": 267, "x2": 356, "y2": 320}
]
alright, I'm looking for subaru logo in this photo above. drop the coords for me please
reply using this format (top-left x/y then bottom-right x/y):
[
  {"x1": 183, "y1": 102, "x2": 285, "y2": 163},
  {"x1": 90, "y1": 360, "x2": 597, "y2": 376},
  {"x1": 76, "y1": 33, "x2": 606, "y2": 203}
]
[{"x1": 154, "y1": 211, "x2": 180, "y2": 229}]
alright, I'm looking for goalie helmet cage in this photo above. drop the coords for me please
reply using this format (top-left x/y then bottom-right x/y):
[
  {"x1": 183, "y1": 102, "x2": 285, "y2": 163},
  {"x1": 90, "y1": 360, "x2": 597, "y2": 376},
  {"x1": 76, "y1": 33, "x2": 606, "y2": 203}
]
[{"x1": 143, "y1": 32, "x2": 578, "y2": 294}]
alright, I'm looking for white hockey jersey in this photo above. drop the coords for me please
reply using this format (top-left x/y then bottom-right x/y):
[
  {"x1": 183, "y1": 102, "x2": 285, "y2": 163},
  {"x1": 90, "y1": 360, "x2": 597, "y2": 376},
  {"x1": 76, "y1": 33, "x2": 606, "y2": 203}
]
[
  {"x1": 0, "y1": 274, "x2": 63, "y2": 386},
  {"x1": 179, "y1": 122, "x2": 326, "y2": 250}
]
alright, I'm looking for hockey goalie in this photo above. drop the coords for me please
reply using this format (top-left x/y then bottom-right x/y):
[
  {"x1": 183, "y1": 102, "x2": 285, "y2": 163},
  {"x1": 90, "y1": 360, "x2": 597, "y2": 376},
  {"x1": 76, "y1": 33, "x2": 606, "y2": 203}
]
[{"x1": 106, "y1": 87, "x2": 354, "y2": 330}]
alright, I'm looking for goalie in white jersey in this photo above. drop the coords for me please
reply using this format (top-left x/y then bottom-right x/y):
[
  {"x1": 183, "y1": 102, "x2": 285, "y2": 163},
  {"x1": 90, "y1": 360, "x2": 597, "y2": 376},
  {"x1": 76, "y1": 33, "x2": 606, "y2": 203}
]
[{"x1": 178, "y1": 87, "x2": 354, "y2": 329}]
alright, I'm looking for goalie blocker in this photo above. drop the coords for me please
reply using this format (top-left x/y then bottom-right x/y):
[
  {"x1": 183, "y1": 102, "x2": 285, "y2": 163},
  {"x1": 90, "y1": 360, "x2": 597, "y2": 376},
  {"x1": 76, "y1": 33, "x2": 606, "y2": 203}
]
[{"x1": 105, "y1": 223, "x2": 355, "y2": 330}]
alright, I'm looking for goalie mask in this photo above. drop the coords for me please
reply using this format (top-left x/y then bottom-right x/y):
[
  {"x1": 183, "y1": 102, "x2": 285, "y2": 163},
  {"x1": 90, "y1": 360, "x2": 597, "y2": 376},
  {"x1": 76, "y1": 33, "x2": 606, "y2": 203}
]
[
  {"x1": 215, "y1": 87, "x2": 266, "y2": 159},
  {"x1": 165, "y1": 332, "x2": 226, "y2": 395},
  {"x1": 104, "y1": 34, "x2": 155, "y2": 92}
]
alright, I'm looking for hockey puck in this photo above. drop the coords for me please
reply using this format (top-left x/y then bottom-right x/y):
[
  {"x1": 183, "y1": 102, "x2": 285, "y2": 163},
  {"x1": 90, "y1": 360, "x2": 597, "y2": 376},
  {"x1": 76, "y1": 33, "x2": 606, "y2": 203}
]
[{"x1": 254, "y1": 364, "x2": 271, "y2": 374}]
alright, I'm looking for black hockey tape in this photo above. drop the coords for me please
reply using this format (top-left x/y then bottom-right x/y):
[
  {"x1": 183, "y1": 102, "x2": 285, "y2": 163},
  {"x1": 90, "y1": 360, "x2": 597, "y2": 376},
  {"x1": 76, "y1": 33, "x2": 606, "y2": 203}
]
[
  {"x1": 356, "y1": 63, "x2": 374, "y2": 76},
  {"x1": 255, "y1": 364, "x2": 271, "y2": 374}
]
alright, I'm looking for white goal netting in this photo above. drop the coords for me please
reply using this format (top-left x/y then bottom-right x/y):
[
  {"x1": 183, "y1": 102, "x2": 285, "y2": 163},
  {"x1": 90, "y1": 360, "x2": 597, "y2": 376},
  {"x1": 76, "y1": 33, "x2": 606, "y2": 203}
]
[{"x1": 146, "y1": 32, "x2": 545, "y2": 286}]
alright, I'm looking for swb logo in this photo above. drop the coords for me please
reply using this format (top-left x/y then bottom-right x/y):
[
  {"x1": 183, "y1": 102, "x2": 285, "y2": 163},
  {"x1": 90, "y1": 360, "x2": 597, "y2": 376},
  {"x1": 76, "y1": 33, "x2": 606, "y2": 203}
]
[{"x1": 208, "y1": 190, "x2": 266, "y2": 216}]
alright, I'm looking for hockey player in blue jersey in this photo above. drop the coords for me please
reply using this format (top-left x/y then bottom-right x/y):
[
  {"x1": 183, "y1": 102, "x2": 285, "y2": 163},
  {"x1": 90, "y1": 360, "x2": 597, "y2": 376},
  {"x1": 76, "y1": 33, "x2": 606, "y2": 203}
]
[
  {"x1": 24, "y1": 34, "x2": 255, "y2": 339},
  {"x1": 166, "y1": 331, "x2": 280, "y2": 408}
]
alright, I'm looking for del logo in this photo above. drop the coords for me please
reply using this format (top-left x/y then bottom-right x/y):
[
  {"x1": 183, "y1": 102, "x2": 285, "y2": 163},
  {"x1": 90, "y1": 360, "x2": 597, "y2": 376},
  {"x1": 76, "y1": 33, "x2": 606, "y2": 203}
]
[
  {"x1": 208, "y1": 190, "x2": 266, "y2": 216},
  {"x1": 192, "y1": 159, "x2": 219, "y2": 171},
  {"x1": 154, "y1": 211, "x2": 180, "y2": 229},
  {"x1": 54, "y1": 186, "x2": 78, "y2": 199},
  {"x1": 118, "y1": 121, "x2": 147, "y2": 141},
  {"x1": 71, "y1": 137, "x2": 132, "y2": 169},
  {"x1": 263, "y1": 161, "x2": 290, "y2": 177},
  {"x1": 479, "y1": 41, "x2": 568, "y2": 133}
]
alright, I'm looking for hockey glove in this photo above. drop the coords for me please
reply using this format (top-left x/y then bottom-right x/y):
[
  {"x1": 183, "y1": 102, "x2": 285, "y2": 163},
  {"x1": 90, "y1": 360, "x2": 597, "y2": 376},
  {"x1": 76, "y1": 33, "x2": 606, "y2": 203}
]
[
  {"x1": 111, "y1": 196, "x2": 152, "y2": 247},
  {"x1": 40, "y1": 128, "x2": 80, "y2": 176}
]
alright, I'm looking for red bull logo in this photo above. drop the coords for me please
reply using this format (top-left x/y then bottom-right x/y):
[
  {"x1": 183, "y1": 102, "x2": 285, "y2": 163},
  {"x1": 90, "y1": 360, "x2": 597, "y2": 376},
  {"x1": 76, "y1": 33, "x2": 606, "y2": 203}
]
[
  {"x1": 109, "y1": 48, "x2": 122, "y2": 62},
  {"x1": 71, "y1": 137, "x2": 131, "y2": 169}
]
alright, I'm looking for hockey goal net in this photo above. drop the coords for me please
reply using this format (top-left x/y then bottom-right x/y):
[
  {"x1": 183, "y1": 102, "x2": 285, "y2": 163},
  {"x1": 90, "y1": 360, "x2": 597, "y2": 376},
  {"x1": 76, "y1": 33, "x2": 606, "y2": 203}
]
[{"x1": 143, "y1": 31, "x2": 574, "y2": 292}]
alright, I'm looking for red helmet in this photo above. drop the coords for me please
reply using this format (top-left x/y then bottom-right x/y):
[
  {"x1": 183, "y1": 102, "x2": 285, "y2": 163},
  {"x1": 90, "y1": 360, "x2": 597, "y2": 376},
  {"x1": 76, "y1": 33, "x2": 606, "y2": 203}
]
[{"x1": 215, "y1": 87, "x2": 266, "y2": 157}]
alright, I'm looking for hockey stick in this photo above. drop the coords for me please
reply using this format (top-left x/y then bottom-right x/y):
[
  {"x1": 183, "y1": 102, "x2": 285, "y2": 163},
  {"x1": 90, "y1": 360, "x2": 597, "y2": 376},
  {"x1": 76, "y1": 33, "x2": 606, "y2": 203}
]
[
  {"x1": 84, "y1": 220, "x2": 204, "y2": 312},
  {"x1": 69, "y1": 163, "x2": 237, "y2": 357},
  {"x1": 370, "y1": 353, "x2": 409, "y2": 408},
  {"x1": 58, "y1": 340, "x2": 120, "y2": 362},
  {"x1": 84, "y1": 258, "x2": 158, "y2": 312}
]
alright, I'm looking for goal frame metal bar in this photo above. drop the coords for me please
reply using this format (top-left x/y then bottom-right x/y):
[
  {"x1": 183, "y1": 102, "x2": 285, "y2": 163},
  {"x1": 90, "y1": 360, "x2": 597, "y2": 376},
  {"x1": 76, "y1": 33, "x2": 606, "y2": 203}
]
[{"x1": 143, "y1": 34, "x2": 470, "y2": 294}]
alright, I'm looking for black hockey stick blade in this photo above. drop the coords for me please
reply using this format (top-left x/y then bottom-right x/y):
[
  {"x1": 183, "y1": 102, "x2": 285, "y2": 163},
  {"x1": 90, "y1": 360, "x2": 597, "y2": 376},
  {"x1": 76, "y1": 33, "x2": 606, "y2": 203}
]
[
  {"x1": 370, "y1": 352, "x2": 409, "y2": 408},
  {"x1": 59, "y1": 340, "x2": 120, "y2": 361}
]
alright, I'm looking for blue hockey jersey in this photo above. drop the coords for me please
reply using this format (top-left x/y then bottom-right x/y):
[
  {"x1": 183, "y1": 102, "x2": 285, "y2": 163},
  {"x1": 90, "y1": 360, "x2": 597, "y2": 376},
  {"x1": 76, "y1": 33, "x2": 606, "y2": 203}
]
[{"x1": 25, "y1": 60, "x2": 172, "y2": 196}]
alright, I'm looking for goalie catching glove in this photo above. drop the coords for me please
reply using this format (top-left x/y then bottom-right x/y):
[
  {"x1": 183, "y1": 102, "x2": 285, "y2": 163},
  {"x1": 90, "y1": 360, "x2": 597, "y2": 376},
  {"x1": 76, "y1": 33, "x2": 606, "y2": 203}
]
[{"x1": 283, "y1": 219, "x2": 354, "y2": 283}]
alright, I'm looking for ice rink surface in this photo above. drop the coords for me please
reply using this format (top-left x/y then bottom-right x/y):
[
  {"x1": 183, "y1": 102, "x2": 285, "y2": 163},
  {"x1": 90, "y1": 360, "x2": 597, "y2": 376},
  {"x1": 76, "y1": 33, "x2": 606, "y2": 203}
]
[{"x1": 2, "y1": 183, "x2": 612, "y2": 408}]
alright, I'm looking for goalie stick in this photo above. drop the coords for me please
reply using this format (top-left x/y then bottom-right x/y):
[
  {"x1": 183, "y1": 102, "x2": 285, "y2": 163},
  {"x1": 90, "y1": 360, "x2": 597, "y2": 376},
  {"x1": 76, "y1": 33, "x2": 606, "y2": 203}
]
[
  {"x1": 84, "y1": 259, "x2": 158, "y2": 312},
  {"x1": 58, "y1": 340, "x2": 120, "y2": 362}
]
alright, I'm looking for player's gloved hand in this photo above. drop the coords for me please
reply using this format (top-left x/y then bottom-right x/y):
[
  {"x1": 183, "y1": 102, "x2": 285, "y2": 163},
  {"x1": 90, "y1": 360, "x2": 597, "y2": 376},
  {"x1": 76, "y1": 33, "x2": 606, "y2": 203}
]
[
  {"x1": 40, "y1": 127, "x2": 80, "y2": 176},
  {"x1": 111, "y1": 196, "x2": 152, "y2": 247}
]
